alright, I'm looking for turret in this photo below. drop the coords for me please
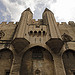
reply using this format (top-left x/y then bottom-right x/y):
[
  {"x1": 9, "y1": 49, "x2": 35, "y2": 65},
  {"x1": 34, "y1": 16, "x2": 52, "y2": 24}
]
[
  {"x1": 43, "y1": 8, "x2": 63, "y2": 53},
  {"x1": 15, "y1": 8, "x2": 33, "y2": 38},
  {"x1": 12, "y1": 8, "x2": 32, "y2": 53}
]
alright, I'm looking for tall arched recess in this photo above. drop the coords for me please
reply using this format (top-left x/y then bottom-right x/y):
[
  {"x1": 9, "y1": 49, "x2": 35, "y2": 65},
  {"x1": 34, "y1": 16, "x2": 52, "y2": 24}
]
[
  {"x1": 62, "y1": 50, "x2": 75, "y2": 75},
  {"x1": 0, "y1": 48, "x2": 13, "y2": 75},
  {"x1": 20, "y1": 46, "x2": 54, "y2": 75}
]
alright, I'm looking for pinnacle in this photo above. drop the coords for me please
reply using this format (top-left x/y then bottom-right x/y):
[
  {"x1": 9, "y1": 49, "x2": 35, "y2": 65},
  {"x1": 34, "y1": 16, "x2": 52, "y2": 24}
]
[
  {"x1": 25, "y1": 8, "x2": 33, "y2": 14},
  {"x1": 25, "y1": 8, "x2": 31, "y2": 11},
  {"x1": 43, "y1": 8, "x2": 53, "y2": 14},
  {"x1": 44, "y1": 8, "x2": 50, "y2": 11},
  {"x1": 24, "y1": 8, "x2": 32, "y2": 13}
]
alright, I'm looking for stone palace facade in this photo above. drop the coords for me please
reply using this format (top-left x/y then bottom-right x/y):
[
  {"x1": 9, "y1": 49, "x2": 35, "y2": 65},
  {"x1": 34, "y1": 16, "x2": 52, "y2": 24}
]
[{"x1": 0, "y1": 8, "x2": 75, "y2": 75}]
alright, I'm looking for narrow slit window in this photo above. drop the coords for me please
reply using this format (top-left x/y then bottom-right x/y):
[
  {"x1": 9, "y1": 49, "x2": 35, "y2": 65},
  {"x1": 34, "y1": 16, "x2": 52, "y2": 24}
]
[{"x1": 38, "y1": 31, "x2": 41, "y2": 36}]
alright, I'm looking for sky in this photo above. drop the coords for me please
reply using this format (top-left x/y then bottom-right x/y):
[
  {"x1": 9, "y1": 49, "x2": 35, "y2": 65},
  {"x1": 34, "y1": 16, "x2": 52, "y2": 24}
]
[{"x1": 0, "y1": 0, "x2": 75, "y2": 23}]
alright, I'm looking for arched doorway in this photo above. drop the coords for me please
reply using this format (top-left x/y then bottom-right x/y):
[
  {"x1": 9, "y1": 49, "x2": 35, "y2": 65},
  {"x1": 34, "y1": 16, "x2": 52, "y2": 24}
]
[
  {"x1": 20, "y1": 46, "x2": 54, "y2": 75},
  {"x1": 62, "y1": 50, "x2": 75, "y2": 75},
  {"x1": 0, "y1": 48, "x2": 13, "y2": 75}
]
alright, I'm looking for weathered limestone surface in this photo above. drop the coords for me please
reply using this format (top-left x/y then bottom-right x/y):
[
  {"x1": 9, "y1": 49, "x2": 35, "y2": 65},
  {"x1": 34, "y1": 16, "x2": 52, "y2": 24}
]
[{"x1": 0, "y1": 8, "x2": 75, "y2": 75}]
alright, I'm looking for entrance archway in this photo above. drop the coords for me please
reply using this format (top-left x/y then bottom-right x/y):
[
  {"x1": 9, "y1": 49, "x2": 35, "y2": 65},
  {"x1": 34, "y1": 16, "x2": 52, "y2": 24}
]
[
  {"x1": 62, "y1": 50, "x2": 75, "y2": 75},
  {"x1": 20, "y1": 46, "x2": 54, "y2": 75},
  {"x1": 0, "y1": 48, "x2": 13, "y2": 75}
]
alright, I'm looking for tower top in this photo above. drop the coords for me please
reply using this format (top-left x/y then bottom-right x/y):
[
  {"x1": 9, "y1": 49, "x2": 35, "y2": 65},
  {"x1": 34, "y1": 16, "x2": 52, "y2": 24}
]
[
  {"x1": 43, "y1": 8, "x2": 53, "y2": 14},
  {"x1": 23, "y1": 8, "x2": 33, "y2": 14}
]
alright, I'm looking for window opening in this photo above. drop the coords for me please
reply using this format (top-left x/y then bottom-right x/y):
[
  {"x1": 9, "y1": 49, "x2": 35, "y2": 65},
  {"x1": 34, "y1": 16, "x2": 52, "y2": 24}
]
[
  {"x1": 34, "y1": 31, "x2": 37, "y2": 36},
  {"x1": 5, "y1": 70, "x2": 10, "y2": 75},
  {"x1": 29, "y1": 31, "x2": 33, "y2": 36},
  {"x1": 43, "y1": 31, "x2": 46, "y2": 35},
  {"x1": 35, "y1": 69, "x2": 40, "y2": 75},
  {"x1": 73, "y1": 72, "x2": 75, "y2": 75},
  {"x1": 38, "y1": 31, "x2": 41, "y2": 36},
  {"x1": 32, "y1": 48, "x2": 43, "y2": 59}
]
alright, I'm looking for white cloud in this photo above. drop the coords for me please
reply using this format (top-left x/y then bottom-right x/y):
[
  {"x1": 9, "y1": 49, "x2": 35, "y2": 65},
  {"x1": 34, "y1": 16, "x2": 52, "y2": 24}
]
[
  {"x1": 0, "y1": 10, "x2": 8, "y2": 21},
  {"x1": 1, "y1": 0, "x2": 25, "y2": 22},
  {"x1": 1, "y1": 0, "x2": 75, "y2": 22},
  {"x1": 51, "y1": 0, "x2": 75, "y2": 22},
  {"x1": 0, "y1": 0, "x2": 55, "y2": 22}
]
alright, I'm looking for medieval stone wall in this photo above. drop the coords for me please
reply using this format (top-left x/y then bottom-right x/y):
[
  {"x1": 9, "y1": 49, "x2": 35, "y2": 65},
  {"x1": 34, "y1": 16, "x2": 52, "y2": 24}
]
[{"x1": 0, "y1": 8, "x2": 75, "y2": 75}]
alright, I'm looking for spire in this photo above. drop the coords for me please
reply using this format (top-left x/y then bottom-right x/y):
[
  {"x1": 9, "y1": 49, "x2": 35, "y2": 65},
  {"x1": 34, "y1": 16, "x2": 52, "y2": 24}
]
[
  {"x1": 44, "y1": 8, "x2": 50, "y2": 11},
  {"x1": 43, "y1": 8, "x2": 53, "y2": 14},
  {"x1": 25, "y1": 8, "x2": 31, "y2": 11},
  {"x1": 23, "y1": 8, "x2": 33, "y2": 14}
]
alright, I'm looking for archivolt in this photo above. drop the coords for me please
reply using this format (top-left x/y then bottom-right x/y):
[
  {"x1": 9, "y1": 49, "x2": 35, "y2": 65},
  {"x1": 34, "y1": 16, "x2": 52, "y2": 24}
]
[{"x1": 20, "y1": 44, "x2": 53, "y2": 56}]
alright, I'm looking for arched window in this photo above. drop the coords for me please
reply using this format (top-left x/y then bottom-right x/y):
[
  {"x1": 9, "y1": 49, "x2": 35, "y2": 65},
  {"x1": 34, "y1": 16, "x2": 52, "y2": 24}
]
[
  {"x1": 32, "y1": 47, "x2": 43, "y2": 59},
  {"x1": 34, "y1": 31, "x2": 37, "y2": 36},
  {"x1": 29, "y1": 31, "x2": 33, "y2": 36},
  {"x1": 38, "y1": 31, "x2": 41, "y2": 36},
  {"x1": 20, "y1": 46, "x2": 54, "y2": 75},
  {"x1": 0, "y1": 48, "x2": 13, "y2": 75},
  {"x1": 62, "y1": 50, "x2": 75, "y2": 75},
  {"x1": 43, "y1": 31, "x2": 46, "y2": 35}
]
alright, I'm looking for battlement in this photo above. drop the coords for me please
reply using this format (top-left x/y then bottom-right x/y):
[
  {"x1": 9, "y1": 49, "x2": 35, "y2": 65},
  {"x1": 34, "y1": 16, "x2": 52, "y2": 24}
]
[
  {"x1": 60, "y1": 22, "x2": 67, "y2": 25},
  {"x1": 57, "y1": 21, "x2": 75, "y2": 26},
  {"x1": 0, "y1": 22, "x2": 7, "y2": 25},
  {"x1": 0, "y1": 21, "x2": 75, "y2": 26},
  {"x1": 8, "y1": 22, "x2": 15, "y2": 25},
  {"x1": 0, "y1": 22, "x2": 18, "y2": 25},
  {"x1": 68, "y1": 21, "x2": 75, "y2": 25},
  {"x1": 30, "y1": 19, "x2": 43, "y2": 25}
]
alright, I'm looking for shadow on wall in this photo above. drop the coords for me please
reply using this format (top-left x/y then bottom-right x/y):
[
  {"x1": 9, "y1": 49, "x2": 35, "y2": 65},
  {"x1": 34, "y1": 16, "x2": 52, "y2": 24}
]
[
  {"x1": 20, "y1": 46, "x2": 55, "y2": 75},
  {"x1": 0, "y1": 48, "x2": 13, "y2": 75},
  {"x1": 62, "y1": 49, "x2": 75, "y2": 75}
]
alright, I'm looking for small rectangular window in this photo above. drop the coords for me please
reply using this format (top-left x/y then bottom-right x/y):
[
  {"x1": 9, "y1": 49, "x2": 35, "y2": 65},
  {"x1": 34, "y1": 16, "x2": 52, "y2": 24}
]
[
  {"x1": 5, "y1": 70, "x2": 10, "y2": 75},
  {"x1": 32, "y1": 49, "x2": 43, "y2": 59}
]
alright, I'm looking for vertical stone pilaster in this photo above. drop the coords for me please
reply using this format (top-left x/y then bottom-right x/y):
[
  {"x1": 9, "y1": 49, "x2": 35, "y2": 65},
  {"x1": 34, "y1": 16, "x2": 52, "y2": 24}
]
[
  {"x1": 10, "y1": 54, "x2": 22, "y2": 75},
  {"x1": 43, "y1": 8, "x2": 63, "y2": 53},
  {"x1": 53, "y1": 54, "x2": 66, "y2": 75},
  {"x1": 51, "y1": 13, "x2": 61, "y2": 38},
  {"x1": 42, "y1": 8, "x2": 61, "y2": 39},
  {"x1": 14, "y1": 8, "x2": 33, "y2": 39},
  {"x1": 47, "y1": 12, "x2": 58, "y2": 38}
]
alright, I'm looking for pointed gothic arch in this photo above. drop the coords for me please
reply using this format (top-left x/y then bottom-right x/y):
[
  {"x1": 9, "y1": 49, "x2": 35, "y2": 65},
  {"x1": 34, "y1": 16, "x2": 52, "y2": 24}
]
[
  {"x1": 20, "y1": 46, "x2": 54, "y2": 75},
  {"x1": 62, "y1": 49, "x2": 75, "y2": 75},
  {"x1": 0, "y1": 48, "x2": 13, "y2": 75}
]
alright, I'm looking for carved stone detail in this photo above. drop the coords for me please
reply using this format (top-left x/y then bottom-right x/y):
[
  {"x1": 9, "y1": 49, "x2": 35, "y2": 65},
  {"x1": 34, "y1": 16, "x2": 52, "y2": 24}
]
[{"x1": 0, "y1": 30, "x2": 5, "y2": 39}]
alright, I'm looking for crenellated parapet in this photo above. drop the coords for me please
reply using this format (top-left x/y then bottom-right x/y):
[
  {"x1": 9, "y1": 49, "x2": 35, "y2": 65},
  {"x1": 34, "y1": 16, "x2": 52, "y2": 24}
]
[
  {"x1": 56, "y1": 21, "x2": 75, "y2": 26},
  {"x1": 0, "y1": 22, "x2": 18, "y2": 26},
  {"x1": 0, "y1": 22, "x2": 7, "y2": 25},
  {"x1": 0, "y1": 22, "x2": 19, "y2": 41},
  {"x1": 29, "y1": 19, "x2": 43, "y2": 25},
  {"x1": 0, "y1": 8, "x2": 75, "y2": 75},
  {"x1": 56, "y1": 22, "x2": 67, "y2": 25},
  {"x1": 68, "y1": 21, "x2": 75, "y2": 25},
  {"x1": 61, "y1": 22, "x2": 67, "y2": 25}
]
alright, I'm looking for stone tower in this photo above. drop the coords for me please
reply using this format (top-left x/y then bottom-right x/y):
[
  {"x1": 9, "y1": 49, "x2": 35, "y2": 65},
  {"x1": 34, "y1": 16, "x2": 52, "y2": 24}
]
[{"x1": 0, "y1": 8, "x2": 75, "y2": 75}]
